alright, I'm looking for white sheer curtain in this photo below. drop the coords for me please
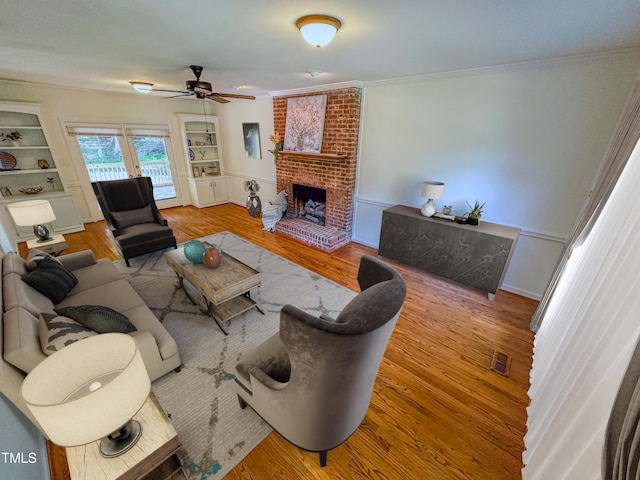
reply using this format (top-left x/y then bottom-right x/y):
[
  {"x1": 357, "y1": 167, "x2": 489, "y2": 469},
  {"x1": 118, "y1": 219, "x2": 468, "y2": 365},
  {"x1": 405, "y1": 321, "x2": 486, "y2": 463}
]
[
  {"x1": 531, "y1": 78, "x2": 640, "y2": 332},
  {"x1": 522, "y1": 81, "x2": 640, "y2": 478}
]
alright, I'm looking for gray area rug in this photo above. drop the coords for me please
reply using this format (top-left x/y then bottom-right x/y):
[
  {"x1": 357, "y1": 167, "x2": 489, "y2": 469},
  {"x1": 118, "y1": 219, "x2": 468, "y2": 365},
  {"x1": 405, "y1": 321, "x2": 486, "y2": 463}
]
[{"x1": 114, "y1": 232, "x2": 356, "y2": 479}]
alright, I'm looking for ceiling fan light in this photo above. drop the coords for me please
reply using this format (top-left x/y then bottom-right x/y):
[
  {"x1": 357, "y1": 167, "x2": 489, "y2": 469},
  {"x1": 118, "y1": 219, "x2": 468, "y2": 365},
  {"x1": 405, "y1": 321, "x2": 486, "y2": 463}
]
[
  {"x1": 296, "y1": 14, "x2": 342, "y2": 48},
  {"x1": 129, "y1": 81, "x2": 153, "y2": 93}
]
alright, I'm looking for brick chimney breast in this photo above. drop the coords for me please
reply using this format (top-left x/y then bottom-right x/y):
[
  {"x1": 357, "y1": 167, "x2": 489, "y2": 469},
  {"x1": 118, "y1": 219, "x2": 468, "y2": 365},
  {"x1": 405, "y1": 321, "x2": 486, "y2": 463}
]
[{"x1": 273, "y1": 88, "x2": 362, "y2": 251}]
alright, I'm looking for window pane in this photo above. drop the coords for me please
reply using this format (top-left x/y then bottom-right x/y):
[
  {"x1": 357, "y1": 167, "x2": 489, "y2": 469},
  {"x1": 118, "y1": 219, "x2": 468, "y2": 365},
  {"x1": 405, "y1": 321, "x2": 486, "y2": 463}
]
[
  {"x1": 77, "y1": 135, "x2": 128, "y2": 181},
  {"x1": 133, "y1": 137, "x2": 176, "y2": 200}
]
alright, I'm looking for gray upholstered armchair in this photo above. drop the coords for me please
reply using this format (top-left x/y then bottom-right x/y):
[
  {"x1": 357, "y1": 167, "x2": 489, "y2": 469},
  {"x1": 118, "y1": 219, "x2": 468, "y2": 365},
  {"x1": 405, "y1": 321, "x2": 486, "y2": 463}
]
[
  {"x1": 234, "y1": 254, "x2": 406, "y2": 466},
  {"x1": 92, "y1": 177, "x2": 177, "y2": 267}
]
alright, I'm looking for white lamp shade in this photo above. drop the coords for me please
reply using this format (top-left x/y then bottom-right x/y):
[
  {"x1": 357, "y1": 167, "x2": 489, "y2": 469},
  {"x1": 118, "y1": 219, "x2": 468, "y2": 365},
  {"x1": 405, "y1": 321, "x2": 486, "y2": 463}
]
[
  {"x1": 7, "y1": 199, "x2": 56, "y2": 226},
  {"x1": 21, "y1": 334, "x2": 150, "y2": 447},
  {"x1": 296, "y1": 15, "x2": 342, "y2": 48},
  {"x1": 421, "y1": 181, "x2": 445, "y2": 200}
]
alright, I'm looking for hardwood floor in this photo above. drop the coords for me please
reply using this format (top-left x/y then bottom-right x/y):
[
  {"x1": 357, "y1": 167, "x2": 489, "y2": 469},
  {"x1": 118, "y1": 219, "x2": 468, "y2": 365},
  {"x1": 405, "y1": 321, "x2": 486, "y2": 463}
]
[{"x1": 42, "y1": 203, "x2": 537, "y2": 480}]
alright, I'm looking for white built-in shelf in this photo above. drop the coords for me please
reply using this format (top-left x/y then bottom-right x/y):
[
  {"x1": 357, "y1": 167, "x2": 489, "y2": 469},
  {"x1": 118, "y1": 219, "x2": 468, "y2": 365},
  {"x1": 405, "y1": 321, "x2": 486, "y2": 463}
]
[
  {"x1": 190, "y1": 159, "x2": 218, "y2": 164},
  {"x1": 0, "y1": 168, "x2": 59, "y2": 175},
  {"x1": 0, "y1": 145, "x2": 50, "y2": 150}
]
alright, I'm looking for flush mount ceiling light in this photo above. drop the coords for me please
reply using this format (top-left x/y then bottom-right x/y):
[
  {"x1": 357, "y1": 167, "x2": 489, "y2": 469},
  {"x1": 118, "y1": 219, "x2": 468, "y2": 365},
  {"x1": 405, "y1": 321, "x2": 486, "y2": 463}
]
[
  {"x1": 296, "y1": 14, "x2": 342, "y2": 48},
  {"x1": 129, "y1": 81, "x2": 154, "y2": 93}
]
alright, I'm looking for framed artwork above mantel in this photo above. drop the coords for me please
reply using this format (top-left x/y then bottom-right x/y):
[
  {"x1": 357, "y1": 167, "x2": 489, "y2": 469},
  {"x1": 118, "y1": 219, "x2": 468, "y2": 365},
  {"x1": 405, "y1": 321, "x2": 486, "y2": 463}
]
[{"x1": 283, "y1": 95, "x2": 327, "y2": 153}]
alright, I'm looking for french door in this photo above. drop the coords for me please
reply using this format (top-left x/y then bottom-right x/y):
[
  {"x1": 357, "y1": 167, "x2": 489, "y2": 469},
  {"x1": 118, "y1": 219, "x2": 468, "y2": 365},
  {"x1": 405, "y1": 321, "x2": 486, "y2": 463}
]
[{"x1": 67, "y1": 124, "x2": 181, "y2": 211}]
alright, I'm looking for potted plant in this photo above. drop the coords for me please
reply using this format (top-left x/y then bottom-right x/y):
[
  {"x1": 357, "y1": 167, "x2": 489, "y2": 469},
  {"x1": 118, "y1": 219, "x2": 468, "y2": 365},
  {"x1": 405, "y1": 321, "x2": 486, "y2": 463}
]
[
  {"x1": 1, "y1": 131, "x2": 23, "y2": 146},
  {"x1": 466, "y1": 200, "x2": 486, "y2": 225}
]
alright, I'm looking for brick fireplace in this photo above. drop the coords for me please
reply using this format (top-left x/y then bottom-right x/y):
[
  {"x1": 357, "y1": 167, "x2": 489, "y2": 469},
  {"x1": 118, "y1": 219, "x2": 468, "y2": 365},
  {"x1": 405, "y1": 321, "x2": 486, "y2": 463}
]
[{"x1": 273, "y1": 86, "x2": 362, "y2": 252}]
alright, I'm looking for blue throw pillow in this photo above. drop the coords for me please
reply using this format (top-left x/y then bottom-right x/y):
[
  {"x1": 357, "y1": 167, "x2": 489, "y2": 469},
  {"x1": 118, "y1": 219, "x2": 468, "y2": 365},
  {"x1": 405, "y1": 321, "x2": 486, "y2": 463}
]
[
  {"x1": 54, "y1": 305, "x2": 137, "y2": 334},
  {"x1": 22, "y1": 255, "x2": 78, "y2": 304}
]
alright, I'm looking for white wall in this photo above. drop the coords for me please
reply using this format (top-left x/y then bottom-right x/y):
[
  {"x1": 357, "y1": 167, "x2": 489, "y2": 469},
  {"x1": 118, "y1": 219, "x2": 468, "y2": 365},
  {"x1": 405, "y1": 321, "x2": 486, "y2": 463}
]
[
  {"x1": 354, "y1": 52, "x2": 640, "y2": 298},
  {"x1": 217, "y1": 97, "x2": 278, "y2": 204}
]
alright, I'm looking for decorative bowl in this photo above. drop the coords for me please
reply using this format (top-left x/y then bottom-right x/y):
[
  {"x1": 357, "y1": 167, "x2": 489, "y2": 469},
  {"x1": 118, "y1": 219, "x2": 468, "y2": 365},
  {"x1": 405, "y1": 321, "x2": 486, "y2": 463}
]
[{"x1": 19, "y1": 186, "x2": 43, "y2": 195}]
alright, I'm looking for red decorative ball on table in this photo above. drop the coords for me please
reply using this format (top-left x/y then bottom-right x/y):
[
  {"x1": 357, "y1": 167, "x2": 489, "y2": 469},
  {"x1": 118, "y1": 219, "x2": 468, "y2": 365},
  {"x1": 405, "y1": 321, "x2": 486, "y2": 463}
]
[{"x1": 203, "y1": 246, "x2": 221, "y2": 268}]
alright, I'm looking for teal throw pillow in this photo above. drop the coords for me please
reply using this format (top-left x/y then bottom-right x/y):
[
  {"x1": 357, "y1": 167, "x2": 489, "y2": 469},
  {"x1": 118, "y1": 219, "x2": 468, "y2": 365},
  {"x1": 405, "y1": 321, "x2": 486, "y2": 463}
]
[
  {"x1": 54, "y1": 305, "x2": 137, "y2": 334},
  {"x1": 22, "y1": 255, "x2": 78, "y2": 304},
  {"x1": 39, "y1": 312, "x2": 97, "y2": 355}
]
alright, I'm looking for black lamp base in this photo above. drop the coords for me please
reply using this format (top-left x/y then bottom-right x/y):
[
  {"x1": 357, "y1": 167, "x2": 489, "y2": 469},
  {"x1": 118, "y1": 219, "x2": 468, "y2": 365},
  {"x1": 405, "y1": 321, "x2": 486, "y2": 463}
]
[
  {"x1": 33, "y1": 224, "x2": 52, "y2": 243},
  {"x1": 99, "y1": 420, "x2": 142, "y2": 458}
]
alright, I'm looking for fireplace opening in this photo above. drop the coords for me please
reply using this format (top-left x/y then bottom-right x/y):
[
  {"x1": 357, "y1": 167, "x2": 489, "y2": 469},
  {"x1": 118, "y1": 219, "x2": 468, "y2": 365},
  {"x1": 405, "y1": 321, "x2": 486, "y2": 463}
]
[{"x1": 292, "y1": 184, "x2": 326, "y2": 225}]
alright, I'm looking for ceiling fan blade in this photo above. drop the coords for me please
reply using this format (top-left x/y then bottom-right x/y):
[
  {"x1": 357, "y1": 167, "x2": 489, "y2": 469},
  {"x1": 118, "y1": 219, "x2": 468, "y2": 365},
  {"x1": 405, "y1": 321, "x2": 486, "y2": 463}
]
[
  {"x1": 152, "y1": 88, "x2": 192, "y2": 94},
  {"x1": 206, "y1": 94, "x2": 230, "y2": 104},
  {"x1": 162, "y1": 93, "x2": 195, "y2": 99},
  {"x1": 194, "y1": 86, "x2": 212, "y2": 95},
  {"x1": 214, "y1": 93, "x2": 256, "y2": 100}
]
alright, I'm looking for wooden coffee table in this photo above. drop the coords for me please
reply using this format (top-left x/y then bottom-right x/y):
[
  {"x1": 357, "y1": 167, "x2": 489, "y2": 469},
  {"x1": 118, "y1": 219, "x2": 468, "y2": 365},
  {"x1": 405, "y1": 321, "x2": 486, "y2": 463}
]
[{"x1": 165, "y1": 243, "x2": 263, "y2": 334}]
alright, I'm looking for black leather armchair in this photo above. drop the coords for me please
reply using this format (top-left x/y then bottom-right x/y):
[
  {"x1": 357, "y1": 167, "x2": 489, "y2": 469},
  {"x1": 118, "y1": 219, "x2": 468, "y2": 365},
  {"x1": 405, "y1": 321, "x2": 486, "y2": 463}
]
[
  {"x1": 92, "y1": 177, "x2": 177, "y2": 266},
  {"x1": 234, "y1": 254, "x2": 407, "y2": 466}
]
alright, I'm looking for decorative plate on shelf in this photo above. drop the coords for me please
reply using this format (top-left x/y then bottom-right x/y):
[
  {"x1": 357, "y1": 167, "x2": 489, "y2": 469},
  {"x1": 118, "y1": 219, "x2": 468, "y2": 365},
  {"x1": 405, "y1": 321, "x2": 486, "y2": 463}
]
[
  {"x1": 0, "y1": 151, "x2": 17, "y2": 171},
  {"x1": 189, "y1": 148, "x2": 195, "y2": 161},
  {"x1": 19, "y1": 186, "x2": 43, "y2": 195}
]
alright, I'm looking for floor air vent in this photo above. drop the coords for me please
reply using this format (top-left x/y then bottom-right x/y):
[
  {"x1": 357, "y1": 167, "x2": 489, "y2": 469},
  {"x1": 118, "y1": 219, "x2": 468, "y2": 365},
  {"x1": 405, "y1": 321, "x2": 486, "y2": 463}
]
[{"x1": 491, "y1": 351, "x2": 511, "y2": 377}]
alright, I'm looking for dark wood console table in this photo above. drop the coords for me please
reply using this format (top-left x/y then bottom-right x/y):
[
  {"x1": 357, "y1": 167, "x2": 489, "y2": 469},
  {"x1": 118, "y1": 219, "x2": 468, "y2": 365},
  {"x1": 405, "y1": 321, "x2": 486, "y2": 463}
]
[{"x1": 378, "y1": 205, "x2": 520, "y2": 300}]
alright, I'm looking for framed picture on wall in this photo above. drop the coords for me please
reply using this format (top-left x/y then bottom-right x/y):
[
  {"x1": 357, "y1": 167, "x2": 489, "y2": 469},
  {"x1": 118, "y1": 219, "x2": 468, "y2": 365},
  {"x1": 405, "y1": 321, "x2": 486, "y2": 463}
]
[
  {"x1": 242, "y1": 123, "x2": 261, "y2": 159},
  {"x1": 283, "y1": 94, "x2": 327, "y2": 153}
]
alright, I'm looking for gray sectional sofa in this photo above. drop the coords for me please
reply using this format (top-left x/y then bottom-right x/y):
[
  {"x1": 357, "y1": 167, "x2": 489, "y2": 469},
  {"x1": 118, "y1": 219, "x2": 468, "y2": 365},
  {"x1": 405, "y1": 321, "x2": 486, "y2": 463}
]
[{"x1": 0, "y1": 249, "x2": 181, "y2": 426}]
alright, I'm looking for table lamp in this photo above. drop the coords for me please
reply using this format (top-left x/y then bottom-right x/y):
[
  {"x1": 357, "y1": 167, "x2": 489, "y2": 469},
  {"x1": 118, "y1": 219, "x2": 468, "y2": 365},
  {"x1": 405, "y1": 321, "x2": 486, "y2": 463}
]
[
  {"x1": 7, "y1": 199, "x2": 56, "y2": 242},
  {"x1": 420, "y1": 181, "x2": 445, "y2": 217},
  {"x1": 21, "y1": 333, "x2": 151, "y2": 458}
]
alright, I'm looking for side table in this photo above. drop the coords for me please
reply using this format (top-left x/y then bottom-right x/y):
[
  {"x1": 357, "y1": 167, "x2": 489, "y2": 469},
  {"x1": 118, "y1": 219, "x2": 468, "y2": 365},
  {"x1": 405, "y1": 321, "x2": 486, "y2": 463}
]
[
  {"x1": 26, "y1": 234, "x2": 68, "y2": 256},
  {"x1": 65, "y1": 394, "x2": 182, "y2": 480}
]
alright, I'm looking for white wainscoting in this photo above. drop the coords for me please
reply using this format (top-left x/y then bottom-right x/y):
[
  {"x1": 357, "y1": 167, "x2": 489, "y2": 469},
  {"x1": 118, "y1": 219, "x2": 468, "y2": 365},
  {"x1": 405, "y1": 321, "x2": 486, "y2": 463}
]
[{"x1": 224, "y1": 172, "x2": 277, "y2": 208}]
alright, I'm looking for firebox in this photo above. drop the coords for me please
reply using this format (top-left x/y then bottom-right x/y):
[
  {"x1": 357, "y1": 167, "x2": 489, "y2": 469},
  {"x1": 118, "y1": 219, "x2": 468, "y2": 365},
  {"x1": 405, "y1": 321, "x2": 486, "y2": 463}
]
[{"x1": 292, "y1": 184, "x2": 327, "y2": 225}]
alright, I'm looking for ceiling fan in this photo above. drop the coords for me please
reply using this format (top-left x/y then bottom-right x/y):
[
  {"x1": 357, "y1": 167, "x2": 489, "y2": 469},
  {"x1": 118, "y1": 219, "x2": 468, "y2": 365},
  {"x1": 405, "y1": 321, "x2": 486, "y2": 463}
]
[{"x1": 153, "y1": 65, "x2": 255, "y2": 104}]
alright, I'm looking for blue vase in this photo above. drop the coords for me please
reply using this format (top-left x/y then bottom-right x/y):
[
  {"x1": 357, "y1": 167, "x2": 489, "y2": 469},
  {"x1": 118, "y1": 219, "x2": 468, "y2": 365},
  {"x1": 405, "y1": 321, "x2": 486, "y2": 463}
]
[{"x1": 184, "y1": 240, "x2": 206, "y2": 263}]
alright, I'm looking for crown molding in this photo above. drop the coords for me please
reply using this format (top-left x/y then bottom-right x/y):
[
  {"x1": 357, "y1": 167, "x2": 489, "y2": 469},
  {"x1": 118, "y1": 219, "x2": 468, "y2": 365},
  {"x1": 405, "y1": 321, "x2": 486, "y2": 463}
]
[
  {"x1": 364, "y1": 48, "x2": 640, "y2": 88},
  {"x1": 269, "y1": 80, "x2": 364, "y2": 97}
]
